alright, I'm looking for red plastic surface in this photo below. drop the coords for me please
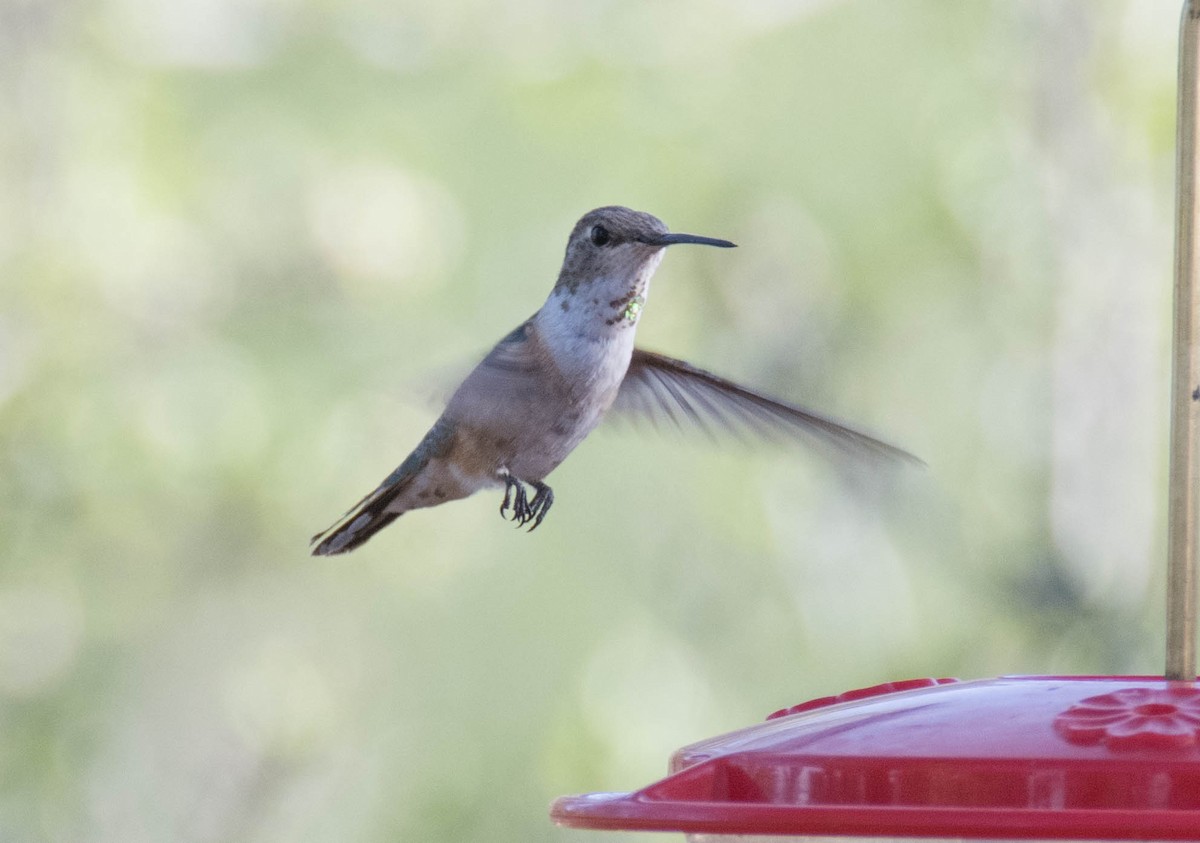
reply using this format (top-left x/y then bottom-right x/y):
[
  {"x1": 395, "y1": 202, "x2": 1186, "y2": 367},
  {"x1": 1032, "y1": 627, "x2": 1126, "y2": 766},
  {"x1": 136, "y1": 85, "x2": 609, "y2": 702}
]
[
  {"x1": 551, "y1": 675, "x2": 1200, "y2": 839},
  {"x1": 766, "y1": 677, "x2": 960, "y2": 720}
]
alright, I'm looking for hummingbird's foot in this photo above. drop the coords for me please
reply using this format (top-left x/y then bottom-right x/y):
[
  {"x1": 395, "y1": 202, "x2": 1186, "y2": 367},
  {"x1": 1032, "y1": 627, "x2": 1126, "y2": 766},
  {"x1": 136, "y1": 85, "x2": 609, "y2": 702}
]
[
  {"x1": 500, "y1": 472, "x2": 516, "y2": 517},
  {"x1": 499, "y1": 471, "x2": 526, "y2": 524},
  {"x1": 498, "y1": 472, "x2": 552, "y2": 530},
  {"x1": 524, "y1": 481, "x2": 554, "y2": 532}
]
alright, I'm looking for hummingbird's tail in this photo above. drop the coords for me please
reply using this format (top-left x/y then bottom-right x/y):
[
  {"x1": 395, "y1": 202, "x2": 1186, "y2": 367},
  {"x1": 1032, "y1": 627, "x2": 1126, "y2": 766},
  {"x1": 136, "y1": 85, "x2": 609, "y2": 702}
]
[
  {"x1": 310, "y1": 501, "x2": 402, "y2": 556},
  {"x1": 309, "y1": 467, "x2": 406, "y2": 555},
  {"x1": 311, "y1": 419, "x2": 456, "y2": 556}
]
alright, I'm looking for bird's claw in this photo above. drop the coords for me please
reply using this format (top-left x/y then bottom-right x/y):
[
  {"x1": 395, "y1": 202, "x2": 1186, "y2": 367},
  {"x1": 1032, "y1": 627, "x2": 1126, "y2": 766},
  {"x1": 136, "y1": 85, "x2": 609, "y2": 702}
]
[
  {"x1": 500, "y1": 474, "x2": 515, "y2": 517},
  {"x1": 499, "y1": 474, "x2": 553, "y2": 531},
  {"x1": 524, "y1": 482, "x2": 553, "y2": 531},
  {"x1": 500, "y1": 472, "x2": 523, "y2": 522}
]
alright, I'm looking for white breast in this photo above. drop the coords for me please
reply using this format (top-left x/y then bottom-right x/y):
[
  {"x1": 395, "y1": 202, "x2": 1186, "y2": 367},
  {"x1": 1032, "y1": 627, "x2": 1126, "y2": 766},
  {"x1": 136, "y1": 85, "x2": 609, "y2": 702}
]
[{"x1": 536, "y1": 291, "x2": 632, "y2": 390}]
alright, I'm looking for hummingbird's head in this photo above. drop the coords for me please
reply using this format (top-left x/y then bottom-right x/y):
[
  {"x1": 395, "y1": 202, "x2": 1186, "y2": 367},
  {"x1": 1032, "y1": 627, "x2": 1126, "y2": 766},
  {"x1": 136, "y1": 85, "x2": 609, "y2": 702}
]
[{"x1": 554, "y1": 206, "x2": 735, "y2": 299}]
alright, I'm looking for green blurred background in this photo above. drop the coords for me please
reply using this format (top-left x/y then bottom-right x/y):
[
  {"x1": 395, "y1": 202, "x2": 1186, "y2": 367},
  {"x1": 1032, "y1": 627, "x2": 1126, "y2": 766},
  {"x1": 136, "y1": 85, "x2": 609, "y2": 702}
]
[{"x1": 0, "y1": 0, "x2": 1184, "y2": 840}]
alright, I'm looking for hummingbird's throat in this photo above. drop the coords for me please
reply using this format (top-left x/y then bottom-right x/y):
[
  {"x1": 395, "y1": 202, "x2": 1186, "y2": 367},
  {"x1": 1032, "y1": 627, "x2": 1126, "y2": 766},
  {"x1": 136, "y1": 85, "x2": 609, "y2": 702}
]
[{"x1": 623, "y1": 295, "x2": 645, "y2": 324}]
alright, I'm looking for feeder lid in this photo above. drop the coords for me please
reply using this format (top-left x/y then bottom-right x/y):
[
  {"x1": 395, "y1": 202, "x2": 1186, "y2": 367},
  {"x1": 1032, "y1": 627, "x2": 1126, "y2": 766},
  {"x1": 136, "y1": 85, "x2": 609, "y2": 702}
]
[{"x1": 551, "y1": 675, "x2": 1200, "y2": 839}]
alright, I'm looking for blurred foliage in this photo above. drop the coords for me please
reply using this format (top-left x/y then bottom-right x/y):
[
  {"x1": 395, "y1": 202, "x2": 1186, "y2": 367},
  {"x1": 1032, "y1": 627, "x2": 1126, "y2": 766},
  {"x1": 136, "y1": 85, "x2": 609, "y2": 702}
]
[{"x1": 0, "y1": 0, "x2": 1184, "y2": 840}]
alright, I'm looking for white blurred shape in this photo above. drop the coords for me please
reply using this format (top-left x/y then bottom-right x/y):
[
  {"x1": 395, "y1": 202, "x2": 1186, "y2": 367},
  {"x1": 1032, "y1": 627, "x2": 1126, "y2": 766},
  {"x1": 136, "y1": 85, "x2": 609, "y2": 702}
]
[
  {"x1": 766, "y1": 478, "x2": 916, "y2": 663},
  {"x1": 65, "y1": 164, "x2": 227, "y2": 326},
  {"x1": 0, "y1": 584, "x2": 83, "y2": 697},
  {"x1": 336, "y1": 6, "x2": 434, "y2": 72},
  {"x1": 978, "y1": 354, "x2": 1046, "y2": 468},
  {"x1": 1117, "y1": 0, "x2": 1180, "y2": 65},
  {"x1": 0, "y1": 317, "x2": 35, "y2": 407},
  {"x1": 724, "y1": 195, "x2": 840, "y2": 355},
  {"x1": 131, "y1": 340, "x2": 270, "y2": 471},
  {"x1": 1029, "y1": 8, "x2": 1167, "y2": 606},
  {"x1": 104, "y1": 0, "x2": 285, "y2": 67},
  {"x1": 223, "y1": 637, "x2": 337, "y2": 758},
  {"x1": 307, "y1": 164, "x2": 464, "y2": 297},
  {"x1": 717, "y1": 0, "x2": 842, "y2": 31},
  {"x1": 580, "y1": 617, "x2": 719, "y2": 778},
  {"x1": 1049, "y1": 182, "x2": 1163, "y2": 605}
]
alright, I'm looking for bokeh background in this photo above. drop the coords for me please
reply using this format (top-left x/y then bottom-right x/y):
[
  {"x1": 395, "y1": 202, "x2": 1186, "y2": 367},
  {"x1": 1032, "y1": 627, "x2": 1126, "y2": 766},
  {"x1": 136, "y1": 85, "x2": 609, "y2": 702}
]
[{"x1": 0, "y1": 0, "x2": 1185, "y2": 840}]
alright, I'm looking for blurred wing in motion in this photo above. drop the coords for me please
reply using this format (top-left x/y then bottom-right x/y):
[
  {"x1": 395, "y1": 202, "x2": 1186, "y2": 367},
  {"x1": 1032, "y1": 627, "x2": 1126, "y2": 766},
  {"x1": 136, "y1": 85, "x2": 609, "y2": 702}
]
[
  {"x1": 443, "y1": 318, "x2": 552, "y2": 421},
  {"x1": 609, "y1": 349, "x2": 922, "y2": 465}
]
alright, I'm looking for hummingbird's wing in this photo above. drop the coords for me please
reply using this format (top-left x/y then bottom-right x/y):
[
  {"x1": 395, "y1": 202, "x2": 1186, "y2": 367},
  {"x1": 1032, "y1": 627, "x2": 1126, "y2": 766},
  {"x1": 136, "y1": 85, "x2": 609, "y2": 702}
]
[
  {"x1": 610, "y1": 349, "x2": 921, "y2": 465},
  {"x1": 443, "y1": 319, "x2": 552, "y2": 421}
]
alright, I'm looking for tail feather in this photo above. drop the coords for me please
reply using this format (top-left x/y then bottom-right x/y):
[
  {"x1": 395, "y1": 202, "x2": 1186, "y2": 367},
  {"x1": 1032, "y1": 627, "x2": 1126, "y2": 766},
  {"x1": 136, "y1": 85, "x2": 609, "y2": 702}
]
[
  {"x1": 311, "y1": 418, "x2": 456, "y2": 556},
  {"x1": 310, "y1": 467, "x2": 415, "y2": 555},
  {"x1": 311, "y1": 506, "x2": 401, "y2": 556}
]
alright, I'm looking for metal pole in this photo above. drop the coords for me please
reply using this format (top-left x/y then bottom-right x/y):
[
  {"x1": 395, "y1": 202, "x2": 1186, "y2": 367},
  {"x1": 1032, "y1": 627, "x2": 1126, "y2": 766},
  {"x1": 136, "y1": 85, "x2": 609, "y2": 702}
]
[{"x1": 1167, "y1": 0, "x2": 1200, "y2": 681}]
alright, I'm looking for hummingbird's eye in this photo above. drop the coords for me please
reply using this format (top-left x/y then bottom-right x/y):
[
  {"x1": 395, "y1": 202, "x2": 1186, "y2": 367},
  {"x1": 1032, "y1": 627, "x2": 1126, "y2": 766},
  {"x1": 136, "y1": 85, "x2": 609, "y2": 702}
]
[{"x1": 589, "y1": 225, "x2": 611, "y2": 247}]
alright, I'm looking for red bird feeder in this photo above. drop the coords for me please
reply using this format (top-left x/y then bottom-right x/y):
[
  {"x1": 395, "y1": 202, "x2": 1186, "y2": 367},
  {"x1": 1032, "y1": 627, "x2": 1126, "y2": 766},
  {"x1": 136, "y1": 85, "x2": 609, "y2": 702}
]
[{"x1": 551, "y1": 2, "x2": 1200, "y2": 839}]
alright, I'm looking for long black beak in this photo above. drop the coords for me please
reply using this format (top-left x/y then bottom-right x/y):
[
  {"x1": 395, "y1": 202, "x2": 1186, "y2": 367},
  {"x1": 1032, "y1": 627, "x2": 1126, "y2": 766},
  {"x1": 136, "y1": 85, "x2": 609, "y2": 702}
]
[{"x1": 643, "y1": 232, "x2": 737, "y2": 248}]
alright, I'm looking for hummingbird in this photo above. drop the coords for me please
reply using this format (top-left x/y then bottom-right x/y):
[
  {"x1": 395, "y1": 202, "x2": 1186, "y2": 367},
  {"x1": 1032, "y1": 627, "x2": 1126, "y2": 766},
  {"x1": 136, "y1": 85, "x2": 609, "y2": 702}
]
[{"x1": 311, "y1": 205, "x2": 917, "y2": 556}]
